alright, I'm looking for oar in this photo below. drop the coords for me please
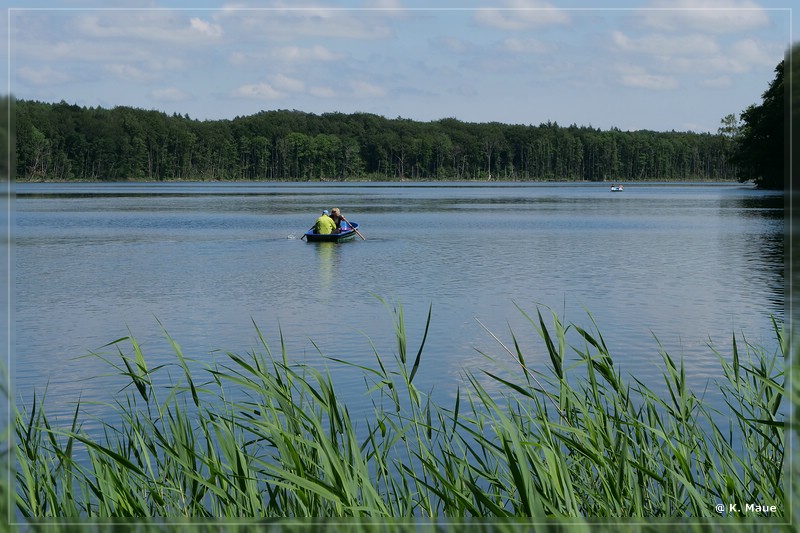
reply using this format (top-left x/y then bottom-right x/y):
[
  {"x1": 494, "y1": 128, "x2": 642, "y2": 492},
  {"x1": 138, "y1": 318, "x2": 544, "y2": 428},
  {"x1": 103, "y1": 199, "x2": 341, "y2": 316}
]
[
  {"x1": 341, "y1": 216, "x2": 365, "y2": 240},
  {"x1": 300, "y1": 226, "x2": 314, "y2": 240}
]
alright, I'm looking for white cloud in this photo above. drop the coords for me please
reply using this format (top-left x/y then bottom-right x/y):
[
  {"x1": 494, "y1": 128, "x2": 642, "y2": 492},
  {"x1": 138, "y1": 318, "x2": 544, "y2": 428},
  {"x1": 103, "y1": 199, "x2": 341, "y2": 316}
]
[
  {"x1": 610, "y1": 30, "x2": 777, "y2": 77},
  {"x1": 350, "y1": 80, "x2": 387, "y2": 98},
  {"x1": 277, "y1": 44, "x2": 343, "y2": 62},
  {"x1": 698, "y1": 76, "x2": 733, "y2": 88},
  {"x1": 473, "y1": 0, "x2": 570, "y2": 30},
  {"x1": 730, "y1": 38, "x2": 777, "y2": 67},
  {"x1": 228, "y1": 46, "x2": 344, "y2": 73},
  {"x1": 212, "y1": 5, "x2": 392, "y2": 41},
  {"x1": 617, "y1": 66, "x2": 679, "y2": 90},
  {"x1": 106, "y1": 63, "x2": 158, "y2": 83},
  {"x1": 309, "y1": 86, "x2": 336, "y2": 98},
  {"x1": 74, "y1": 12, "x2": 224, "y2": 44},
  {"x1": 273, "y1": 73, "x2": 305, "y2": 93},
  {"x1": 17, "y1": 38, "x2": 151, "y2": 63},
  {"x1": 639, "y1": 0, "x2": 770, "y2": 34},
  {"x1": 232, "y1": 82, "x2": 285, "y2": 99},
  {"x1": 611, "y1": 31, "x2": 720, "y2": 57},
  {"x1": 189, "y1": 17, "x2": 224, "y2": 38},
  {"x1": 149, "y1": 87, "x2": 192, "y2": 102},
  {"x1": 16, "y1": 65, "x2": 71, "y2": 87},
  {"x1": 363, "y1": 0, "x2": 405, "y2": 8}
]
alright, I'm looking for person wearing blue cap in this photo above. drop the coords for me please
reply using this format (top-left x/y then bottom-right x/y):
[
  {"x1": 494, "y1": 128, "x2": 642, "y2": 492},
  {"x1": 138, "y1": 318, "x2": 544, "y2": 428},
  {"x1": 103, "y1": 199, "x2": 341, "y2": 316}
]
[{"x1": 313, "y1": 209, "x2": 336, "y2": 235}]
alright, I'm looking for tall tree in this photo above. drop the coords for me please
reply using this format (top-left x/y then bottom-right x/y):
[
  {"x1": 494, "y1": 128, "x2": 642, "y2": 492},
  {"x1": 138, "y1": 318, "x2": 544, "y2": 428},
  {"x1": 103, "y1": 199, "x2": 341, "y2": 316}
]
[
  {"x1": 718, "y1": 113, "x2": 741, "y2": 139},
  {"x1": 731, "y1": 59, "x2": 784, "y2": 189}
]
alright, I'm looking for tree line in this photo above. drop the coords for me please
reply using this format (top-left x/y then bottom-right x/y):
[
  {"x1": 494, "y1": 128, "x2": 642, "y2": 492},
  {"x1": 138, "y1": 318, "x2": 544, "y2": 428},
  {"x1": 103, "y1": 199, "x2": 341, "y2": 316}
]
[{"x1": 14, "y1": 98, "x2": 744, "y2": 184}]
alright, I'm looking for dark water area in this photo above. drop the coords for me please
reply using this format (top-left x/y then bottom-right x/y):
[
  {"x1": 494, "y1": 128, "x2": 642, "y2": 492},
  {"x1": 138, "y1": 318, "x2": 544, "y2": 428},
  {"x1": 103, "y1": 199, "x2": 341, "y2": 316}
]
[{"x1": 13, "y1": 181, "x2": 785, "y2": 433}]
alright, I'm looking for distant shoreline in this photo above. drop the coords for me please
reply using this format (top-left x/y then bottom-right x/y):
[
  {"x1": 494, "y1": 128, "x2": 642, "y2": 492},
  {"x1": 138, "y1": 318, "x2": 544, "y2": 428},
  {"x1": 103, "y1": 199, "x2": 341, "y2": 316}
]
[{"x1": 15, "y1": 177, "x2": 743, "y2": 184}]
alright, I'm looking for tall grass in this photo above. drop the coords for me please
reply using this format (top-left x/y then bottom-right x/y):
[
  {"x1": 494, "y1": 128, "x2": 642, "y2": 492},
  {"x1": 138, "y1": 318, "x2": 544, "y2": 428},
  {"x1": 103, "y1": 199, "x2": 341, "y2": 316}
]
[{"x1": 9, "y1": 303, "x2": 790, "y2": 526}]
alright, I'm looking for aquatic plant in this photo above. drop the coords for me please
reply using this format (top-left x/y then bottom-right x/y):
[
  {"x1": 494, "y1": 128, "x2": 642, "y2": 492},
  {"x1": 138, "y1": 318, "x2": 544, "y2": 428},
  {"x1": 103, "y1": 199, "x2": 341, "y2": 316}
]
[{"x1": 9, "y1": 304, "x2": 790, "y2": 528}]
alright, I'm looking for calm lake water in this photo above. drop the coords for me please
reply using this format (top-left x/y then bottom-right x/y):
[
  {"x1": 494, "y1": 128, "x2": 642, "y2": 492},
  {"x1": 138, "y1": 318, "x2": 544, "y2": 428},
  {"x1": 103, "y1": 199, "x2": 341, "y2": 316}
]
[{"x1": 14, "y1": 181, "x2": 785, "y2": 431}]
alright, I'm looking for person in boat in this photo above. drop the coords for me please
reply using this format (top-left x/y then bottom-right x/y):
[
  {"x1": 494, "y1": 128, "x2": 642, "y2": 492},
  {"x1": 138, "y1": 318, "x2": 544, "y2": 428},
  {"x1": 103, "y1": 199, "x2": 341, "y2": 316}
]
[
  {"x1": 314, "y1": 209, "x2": 337, "y2": 235},
  {"x1": 330, "y1": 207, "x2": 345, "y2": 232}
]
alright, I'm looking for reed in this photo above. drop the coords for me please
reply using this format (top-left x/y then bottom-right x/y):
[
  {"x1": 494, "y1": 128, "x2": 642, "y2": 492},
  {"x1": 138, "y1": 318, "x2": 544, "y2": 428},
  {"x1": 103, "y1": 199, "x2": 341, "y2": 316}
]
[{"x1": 9, "y1": 304, "x2": 790, "y2": 526}]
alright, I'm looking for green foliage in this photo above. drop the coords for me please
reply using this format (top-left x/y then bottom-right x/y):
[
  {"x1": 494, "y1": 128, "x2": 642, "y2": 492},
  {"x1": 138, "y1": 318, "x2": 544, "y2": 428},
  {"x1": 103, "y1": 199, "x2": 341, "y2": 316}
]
[
  {"x1": 9, "y1": 304, "x2": 787, "y2": 526},
  {"x1": 730, "y1": 56, "x2": 786, "y2": 190},
  {"x1": 0, "y1": 96, "x2": 10, "y2": 181},
  {"x1": 14, "y1": 100, "x2": 738, "y2": 182}
]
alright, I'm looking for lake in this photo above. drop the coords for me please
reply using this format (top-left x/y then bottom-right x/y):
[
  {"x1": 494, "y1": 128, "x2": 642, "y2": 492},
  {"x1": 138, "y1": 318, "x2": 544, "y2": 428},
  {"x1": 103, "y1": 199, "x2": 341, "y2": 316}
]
[{"x1": 13, "y1": 181, "x2": 785, "y2": 432}]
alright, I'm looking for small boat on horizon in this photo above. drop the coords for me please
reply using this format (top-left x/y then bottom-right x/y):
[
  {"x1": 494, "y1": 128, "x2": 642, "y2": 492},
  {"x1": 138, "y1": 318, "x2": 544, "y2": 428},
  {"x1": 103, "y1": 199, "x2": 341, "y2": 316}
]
[{"x1": 610, "y1": 184, "x2": 624, "y2": 192}]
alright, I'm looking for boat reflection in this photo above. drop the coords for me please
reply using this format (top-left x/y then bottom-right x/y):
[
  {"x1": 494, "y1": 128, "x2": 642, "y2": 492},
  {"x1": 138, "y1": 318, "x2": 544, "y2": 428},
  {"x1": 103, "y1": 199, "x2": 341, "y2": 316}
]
[{"x1": 314, "y1": 242, "x2": 340, "y2": 297}]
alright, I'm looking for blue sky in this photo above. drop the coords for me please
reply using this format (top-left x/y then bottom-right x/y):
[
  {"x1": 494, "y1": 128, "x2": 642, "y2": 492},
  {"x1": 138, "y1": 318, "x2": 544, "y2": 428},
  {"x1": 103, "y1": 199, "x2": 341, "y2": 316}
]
[{"x1": 3, "y1": 1, "x2": 795, "y2": 132}]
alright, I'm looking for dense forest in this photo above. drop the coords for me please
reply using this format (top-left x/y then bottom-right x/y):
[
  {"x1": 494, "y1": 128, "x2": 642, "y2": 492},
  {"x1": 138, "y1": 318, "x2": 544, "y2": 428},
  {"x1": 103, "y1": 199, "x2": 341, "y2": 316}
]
[{"x1": 13, "y1": 98, "x2": 742, "y2": 183}]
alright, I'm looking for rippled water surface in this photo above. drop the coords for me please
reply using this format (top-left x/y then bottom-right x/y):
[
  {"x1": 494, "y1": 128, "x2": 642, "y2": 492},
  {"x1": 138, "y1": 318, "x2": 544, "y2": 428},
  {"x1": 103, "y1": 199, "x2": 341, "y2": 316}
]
[{"x1": 14, "y1": 182, "x2": 785, "y2": 427}]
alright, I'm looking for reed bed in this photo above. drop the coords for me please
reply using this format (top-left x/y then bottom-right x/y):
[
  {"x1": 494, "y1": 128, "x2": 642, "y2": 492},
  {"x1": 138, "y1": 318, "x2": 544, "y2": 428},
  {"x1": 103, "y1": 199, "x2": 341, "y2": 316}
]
[{"x1": 8, "y1": 303, "x2": 791, "y2": 528}]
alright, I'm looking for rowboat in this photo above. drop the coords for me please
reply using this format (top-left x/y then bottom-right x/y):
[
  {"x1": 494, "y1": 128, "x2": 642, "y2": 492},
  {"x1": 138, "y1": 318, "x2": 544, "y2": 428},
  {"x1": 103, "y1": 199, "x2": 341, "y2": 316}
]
[
  {"x1": 610, "y1": 184, "x2": 624, "y2": 192},
  {"x1": 304, "y1": 222, "x2": 360, "y2": 243}
]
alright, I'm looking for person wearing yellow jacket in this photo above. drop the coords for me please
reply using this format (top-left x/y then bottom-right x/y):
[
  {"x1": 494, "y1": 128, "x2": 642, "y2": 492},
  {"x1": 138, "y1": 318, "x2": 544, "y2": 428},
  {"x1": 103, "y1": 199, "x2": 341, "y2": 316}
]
[{"x1": 314, "y1": 209, "x2": 337, "y2": 234}]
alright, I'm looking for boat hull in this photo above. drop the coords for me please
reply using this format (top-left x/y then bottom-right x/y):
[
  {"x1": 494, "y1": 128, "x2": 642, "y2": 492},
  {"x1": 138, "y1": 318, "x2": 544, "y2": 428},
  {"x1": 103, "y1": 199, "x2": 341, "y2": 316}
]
[{"x1": 304, "y1": 222, "x2": 359, "y2": 243}]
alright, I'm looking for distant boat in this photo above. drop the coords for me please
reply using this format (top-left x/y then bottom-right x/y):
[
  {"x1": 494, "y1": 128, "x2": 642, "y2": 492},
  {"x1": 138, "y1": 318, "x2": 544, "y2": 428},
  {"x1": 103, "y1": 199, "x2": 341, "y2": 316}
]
[
  {"x1": 303, "y1": 222, "x2": 361, "y2": 243},
  {"x1": 610, "y1": 184, "x2": 624, "y2": 192}
]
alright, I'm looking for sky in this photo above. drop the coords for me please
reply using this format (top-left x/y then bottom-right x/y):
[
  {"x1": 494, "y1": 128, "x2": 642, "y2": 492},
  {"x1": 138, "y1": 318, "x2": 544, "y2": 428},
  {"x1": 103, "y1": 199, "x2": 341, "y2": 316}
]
[{"x1": 2, "y1": 0, "x2": 795, "y2": 133}]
